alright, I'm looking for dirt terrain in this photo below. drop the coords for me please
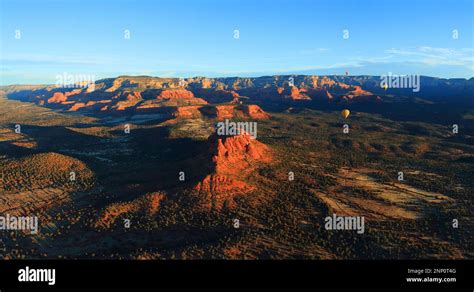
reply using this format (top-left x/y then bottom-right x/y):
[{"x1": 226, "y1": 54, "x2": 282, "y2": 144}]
[{"x1": 0, "y1": 76, "x2": 473, "y2": 259}]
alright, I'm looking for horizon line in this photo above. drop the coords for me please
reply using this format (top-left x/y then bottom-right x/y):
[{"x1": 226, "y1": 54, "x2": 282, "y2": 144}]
[{"x1": 2, "y1": 73, "x2": 473, "y2": 87}]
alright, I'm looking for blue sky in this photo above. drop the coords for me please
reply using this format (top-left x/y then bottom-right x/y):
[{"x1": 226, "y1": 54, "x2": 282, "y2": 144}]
[{"x1": 1, "y1": 0, "x2": 473, "y2": 84}]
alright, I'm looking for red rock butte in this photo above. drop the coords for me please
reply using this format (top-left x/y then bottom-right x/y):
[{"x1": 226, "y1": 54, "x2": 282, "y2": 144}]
[
  {"x1": 193, "y1": 132, "x2": 273, "y2": 211},
  {"x1": 211, "y1": 131, "x2": 273, "y2": 174},
  {"x1": 238, "y1": 104, "x2": 271, "y2": 119},
  {"x1": 156, "y1": 89, "x2": 195, "y2": 100},
  {"x1": 172, "y1": 105, "x2": 203, "y2": 119},
  {"x1": 201, "y1": 104, "x2": 271, "y2": 120}
]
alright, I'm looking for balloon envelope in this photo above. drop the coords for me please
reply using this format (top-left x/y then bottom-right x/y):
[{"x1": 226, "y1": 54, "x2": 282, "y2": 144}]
[{"x1": 341, "y1": 109, "x2": 350, "y2": 119}]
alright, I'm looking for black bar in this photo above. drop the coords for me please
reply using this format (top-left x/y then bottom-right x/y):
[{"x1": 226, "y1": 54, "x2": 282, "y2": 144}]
[{"x1": 0, "y1": 260, "x2": 472, "y2": 290}]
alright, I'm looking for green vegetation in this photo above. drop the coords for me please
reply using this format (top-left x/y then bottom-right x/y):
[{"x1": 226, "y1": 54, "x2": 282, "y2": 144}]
[{"x1": 0, "y1": 94, "x2": 472, "y2": 259}]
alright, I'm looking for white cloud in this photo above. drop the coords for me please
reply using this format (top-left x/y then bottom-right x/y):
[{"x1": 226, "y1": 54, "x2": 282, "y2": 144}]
[
  {"x1": 384, "y1": 47, "x2": 474, "y2": 68},
  {"x1": 0, "y1": 53, "x2": 116, "y2": 65}
]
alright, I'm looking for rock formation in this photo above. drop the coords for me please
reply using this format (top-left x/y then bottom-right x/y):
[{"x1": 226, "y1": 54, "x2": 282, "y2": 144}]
[{"x1": 193, "y1": 132, "x2": 273, "y2": 211}]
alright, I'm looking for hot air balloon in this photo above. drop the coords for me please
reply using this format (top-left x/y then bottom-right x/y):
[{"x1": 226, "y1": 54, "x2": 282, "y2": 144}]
[{"x1": 341, "y1": 109, "x2": 350, "y2": 119}]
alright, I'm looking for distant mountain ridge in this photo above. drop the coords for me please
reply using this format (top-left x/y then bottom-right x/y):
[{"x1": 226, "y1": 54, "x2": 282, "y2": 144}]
[{"x1": 1, "y1": 75, "x2": 472, "y2": 115}]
